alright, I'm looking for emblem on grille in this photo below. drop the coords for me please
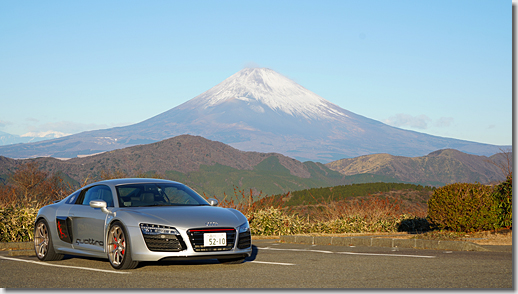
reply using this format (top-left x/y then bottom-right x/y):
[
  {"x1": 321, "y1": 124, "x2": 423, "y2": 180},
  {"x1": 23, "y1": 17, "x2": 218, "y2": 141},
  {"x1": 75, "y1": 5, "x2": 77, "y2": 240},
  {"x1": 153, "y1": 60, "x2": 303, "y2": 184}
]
[{"x1": 205, "y1": 221, "x2": 219, "y2": 226}]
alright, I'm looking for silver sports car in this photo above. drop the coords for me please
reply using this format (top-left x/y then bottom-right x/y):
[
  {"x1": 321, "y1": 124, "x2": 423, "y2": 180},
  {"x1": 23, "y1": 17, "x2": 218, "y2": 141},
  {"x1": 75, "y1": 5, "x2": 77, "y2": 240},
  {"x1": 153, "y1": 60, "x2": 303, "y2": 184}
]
[{"x1": 33, "y1": 178, "x2": 252, "y2": 269}]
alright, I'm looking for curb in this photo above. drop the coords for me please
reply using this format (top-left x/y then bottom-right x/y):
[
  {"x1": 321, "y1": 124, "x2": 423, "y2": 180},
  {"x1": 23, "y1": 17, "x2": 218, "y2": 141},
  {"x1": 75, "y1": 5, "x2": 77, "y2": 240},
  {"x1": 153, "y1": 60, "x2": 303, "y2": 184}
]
[
  {"x1": 0, "y1": 238, "x2": 510, "y2": 257},
  {"x1": 0, "y1": 242, "x2": 33, "y2": 250},
  {"x1": 8, "y1": 249, "x2": 36, "y2": 257},
  {"x1": 279, "y1": 235, "x2": 500, "y2": 252},
  {"x1": 0, "y1": 242, "x2": 36, "y2": 257}
]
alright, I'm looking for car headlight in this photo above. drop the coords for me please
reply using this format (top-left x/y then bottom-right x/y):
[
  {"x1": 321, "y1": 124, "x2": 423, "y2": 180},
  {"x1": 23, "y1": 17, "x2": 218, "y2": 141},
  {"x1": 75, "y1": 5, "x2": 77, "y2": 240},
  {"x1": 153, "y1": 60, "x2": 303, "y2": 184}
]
[
  {"x1": 238, "y1": 221, "x2": 250, "y2": 233},
  {"x1": 140, "y1": 223, "x2": 179, "y2": 235}
]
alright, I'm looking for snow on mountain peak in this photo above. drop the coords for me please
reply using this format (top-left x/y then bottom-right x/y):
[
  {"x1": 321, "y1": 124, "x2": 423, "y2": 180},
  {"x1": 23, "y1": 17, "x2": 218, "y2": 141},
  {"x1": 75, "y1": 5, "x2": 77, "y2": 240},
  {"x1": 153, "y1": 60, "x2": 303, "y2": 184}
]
[
  {"x1": 187, "y1": 67, "x2": 347, "y2": 120},
  {"x1": 21, "y1": 130, "x2": 70, "y2": 138}
]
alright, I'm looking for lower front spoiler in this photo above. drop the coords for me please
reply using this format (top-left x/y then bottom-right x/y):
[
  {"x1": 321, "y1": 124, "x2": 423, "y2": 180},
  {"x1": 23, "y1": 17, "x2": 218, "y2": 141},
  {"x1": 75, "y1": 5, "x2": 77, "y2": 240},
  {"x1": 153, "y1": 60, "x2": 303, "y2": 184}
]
[{"x1": 159, "y1": 253, "x2": 248, "y2": 262}]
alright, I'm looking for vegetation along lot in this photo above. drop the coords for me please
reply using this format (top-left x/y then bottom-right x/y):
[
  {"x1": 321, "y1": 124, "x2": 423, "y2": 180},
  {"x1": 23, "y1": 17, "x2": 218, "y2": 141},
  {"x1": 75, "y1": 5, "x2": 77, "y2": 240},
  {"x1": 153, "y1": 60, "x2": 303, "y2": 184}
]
[{"x1": 0, "y1": 159, "x2": 512, "y2": 245}]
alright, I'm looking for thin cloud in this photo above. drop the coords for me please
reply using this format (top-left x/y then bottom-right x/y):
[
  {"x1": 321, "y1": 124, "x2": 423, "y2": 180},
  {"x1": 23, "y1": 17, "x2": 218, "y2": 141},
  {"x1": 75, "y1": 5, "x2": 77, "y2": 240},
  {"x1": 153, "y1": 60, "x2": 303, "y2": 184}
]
[
  {"x1": 0, "y1": 120, "x2": 12, "y2": 128},
  {"x1": 434, "y1": 117, "x2": 454, "y2": 128},
  {"x1": 243, "y1": 61, "x2": 261, "y2": 69},
  {"x1": 383, "y1": 114, "x2": 432, "y2": 129}
]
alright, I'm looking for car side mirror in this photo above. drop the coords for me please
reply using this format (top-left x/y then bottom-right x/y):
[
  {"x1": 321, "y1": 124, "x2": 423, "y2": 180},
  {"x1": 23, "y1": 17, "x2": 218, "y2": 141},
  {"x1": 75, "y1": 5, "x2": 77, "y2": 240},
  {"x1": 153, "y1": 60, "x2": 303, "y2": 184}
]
[
  {"x1": 90, "y1": 200, "x2": 116, "y2": 216},
  {"x1": 208, "y1": 198, "x2": 219, "y2": 207}
]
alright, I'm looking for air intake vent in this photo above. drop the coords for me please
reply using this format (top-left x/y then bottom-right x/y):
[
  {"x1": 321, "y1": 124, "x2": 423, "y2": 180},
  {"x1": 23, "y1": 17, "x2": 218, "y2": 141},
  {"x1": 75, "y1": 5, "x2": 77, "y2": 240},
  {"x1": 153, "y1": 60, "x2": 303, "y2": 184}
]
[
  {"x1": 142, "y1": 234, "x2": 187, "y2": 252},
  {"x1": 237, "y1": 231, "x2": 251, "y2": 249}
]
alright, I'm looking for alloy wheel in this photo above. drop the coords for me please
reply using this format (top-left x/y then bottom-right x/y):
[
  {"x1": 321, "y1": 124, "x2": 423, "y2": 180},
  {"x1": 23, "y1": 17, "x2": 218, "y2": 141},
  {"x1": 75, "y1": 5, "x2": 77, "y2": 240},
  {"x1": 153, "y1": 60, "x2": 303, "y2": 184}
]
[
  {"x1": 34, "y1": 221, "x2": 49, "y2": 259},
  {"x1": 108, "y1": 225, "x2": 126, "y2": 267}
]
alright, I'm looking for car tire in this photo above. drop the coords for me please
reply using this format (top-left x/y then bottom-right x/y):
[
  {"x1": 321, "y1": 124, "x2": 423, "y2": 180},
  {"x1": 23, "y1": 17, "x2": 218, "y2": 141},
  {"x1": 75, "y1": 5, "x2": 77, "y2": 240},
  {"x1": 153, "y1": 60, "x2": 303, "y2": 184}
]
[
  {"x1": 107, "y1": 221, "x2": 138, "y2": 270},
  {"x1": 218, "y1": 257, "x2": 246, "y2": 264},
  {"x1": 34, "y1": 219, "x2": 64, "y2": 261}
]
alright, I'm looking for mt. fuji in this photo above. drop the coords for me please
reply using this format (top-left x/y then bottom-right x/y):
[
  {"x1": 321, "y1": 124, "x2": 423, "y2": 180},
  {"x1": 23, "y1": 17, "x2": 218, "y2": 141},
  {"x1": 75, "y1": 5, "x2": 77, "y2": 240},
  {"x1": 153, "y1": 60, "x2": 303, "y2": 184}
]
[
  {"x1": 0, "y1": 68, "x2": 505, "y2": 161},
  {"x1": 182, "y1": 67, "x2": 346, "y2": 120}
]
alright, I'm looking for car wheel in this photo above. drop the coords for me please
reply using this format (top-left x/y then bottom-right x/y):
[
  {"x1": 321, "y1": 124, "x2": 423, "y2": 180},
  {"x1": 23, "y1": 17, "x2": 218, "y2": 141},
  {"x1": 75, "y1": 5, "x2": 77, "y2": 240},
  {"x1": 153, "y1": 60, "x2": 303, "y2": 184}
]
[
  {"x1": 218, "y1": 257, "x2": 246, "y2": 264},
  {"x1": 107, "y1": 221, "x2": 138, "y2": 270},
  {"x1": 34, "y1": 219, "x2": 64, "y2": 261}
]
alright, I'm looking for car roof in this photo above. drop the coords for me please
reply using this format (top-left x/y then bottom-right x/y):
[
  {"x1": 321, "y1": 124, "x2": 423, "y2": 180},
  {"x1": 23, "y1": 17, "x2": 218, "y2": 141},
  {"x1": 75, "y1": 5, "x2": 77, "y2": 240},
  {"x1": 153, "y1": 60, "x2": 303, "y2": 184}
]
[{"x1": 84, "y1": 178, "x2": 182, "y2": 188}]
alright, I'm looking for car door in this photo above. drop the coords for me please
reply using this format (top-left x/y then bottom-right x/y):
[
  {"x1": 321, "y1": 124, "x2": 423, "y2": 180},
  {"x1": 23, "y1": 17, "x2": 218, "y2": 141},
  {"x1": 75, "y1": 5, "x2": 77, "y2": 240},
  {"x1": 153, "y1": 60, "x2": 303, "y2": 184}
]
[
  {"x1": 69, "y1": 185, "x2": 115, "y2": 254},
  {"x1": 52, "y1": 190, "x2": 80, "y2": 250}
]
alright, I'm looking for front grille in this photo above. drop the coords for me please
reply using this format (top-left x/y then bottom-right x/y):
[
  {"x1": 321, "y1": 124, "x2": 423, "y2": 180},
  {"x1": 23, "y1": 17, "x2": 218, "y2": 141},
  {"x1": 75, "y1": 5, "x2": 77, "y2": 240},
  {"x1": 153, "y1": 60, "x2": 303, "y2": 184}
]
[
  {"x1": 143, "y1": 234, "x2": 187, "y2": 252},
  {"x1": 237, "y1": 231, "x2": 251, "y2": 249},
  {"x1": 187, "y1": 228, "x2": 236, "y2": 252}
]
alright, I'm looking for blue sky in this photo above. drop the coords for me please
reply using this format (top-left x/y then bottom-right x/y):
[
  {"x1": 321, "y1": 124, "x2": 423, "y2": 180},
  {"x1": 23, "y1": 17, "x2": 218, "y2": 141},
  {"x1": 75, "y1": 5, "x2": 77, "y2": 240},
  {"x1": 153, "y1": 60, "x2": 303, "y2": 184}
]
[{"x1": 0, "y1": 1, "x2": 512, "y2": 146}]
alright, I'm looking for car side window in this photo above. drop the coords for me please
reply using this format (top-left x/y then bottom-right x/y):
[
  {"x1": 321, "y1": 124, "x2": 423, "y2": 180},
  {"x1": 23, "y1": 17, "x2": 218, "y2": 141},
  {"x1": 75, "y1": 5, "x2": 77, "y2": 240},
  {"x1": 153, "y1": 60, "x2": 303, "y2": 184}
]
[
  {"x1": 81, "y1": 185, "x2": 114, "y2": 207},
  {"x1": 65, "y1": 190, "x2": 81, "y2": 204}
]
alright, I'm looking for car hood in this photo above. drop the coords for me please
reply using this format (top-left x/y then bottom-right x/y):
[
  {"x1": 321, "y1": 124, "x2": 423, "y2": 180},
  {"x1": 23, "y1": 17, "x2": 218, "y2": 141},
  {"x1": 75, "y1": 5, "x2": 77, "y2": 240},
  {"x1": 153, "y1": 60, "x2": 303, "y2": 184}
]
[{"x1": 118, "y1": 205, "x2": 246, "y2": 229}]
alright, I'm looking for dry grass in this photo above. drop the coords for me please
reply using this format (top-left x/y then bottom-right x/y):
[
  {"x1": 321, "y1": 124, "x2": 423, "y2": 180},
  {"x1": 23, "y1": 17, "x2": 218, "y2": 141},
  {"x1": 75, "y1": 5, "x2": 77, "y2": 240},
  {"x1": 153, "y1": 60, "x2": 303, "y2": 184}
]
[
  {"x1": 410, "y1": 228, "x2": 512, "y2": 245},
  {"x1": 215, "y1": 187, "x2": 429, "y2": 236},
  {"x1": 461, "y1": 229, "x2": 512, "y2": 245}
]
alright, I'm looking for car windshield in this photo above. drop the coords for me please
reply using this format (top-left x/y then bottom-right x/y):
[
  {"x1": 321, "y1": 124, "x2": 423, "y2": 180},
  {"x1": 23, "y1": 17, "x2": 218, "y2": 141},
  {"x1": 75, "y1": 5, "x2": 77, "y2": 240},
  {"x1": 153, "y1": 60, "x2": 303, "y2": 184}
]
[{"x1": 115, "y1": 183, "x2": 209, "y2": 207}]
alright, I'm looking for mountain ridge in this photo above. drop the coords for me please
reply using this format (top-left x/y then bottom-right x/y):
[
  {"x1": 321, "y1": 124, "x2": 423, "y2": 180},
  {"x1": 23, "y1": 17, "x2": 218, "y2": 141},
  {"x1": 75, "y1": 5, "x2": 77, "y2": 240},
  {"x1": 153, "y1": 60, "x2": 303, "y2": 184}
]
[
  {"x1": 0, "y1": 135, "x2": 510, "y2": 197},
  {"x1": 325, "y1": 148, "x2": 510, "y2": 186}
]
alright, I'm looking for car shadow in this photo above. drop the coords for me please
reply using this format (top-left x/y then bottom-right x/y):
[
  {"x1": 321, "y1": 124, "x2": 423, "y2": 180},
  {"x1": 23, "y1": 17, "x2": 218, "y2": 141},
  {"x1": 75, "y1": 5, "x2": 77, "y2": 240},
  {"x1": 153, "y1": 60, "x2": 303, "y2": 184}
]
[
  {"x1": 57, "y1": 246, "x2": 258, "y2": 269},
  {"x1": 136, "y1": 245, "x2": 259, "y2": 268},
  {"x1": 245, "y1": 245, "x2": 258, "y2": 262},
  {"x1": 60, "y1": 254, "x2": 105, "y2": 262}
]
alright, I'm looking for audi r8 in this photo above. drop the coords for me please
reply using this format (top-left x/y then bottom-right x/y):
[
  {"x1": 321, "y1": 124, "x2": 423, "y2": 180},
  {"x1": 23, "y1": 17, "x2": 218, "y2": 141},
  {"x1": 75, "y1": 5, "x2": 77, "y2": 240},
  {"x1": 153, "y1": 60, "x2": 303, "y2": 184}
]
[{"x1": 33, "y1": 178, "x2": 252, "y2": 269}]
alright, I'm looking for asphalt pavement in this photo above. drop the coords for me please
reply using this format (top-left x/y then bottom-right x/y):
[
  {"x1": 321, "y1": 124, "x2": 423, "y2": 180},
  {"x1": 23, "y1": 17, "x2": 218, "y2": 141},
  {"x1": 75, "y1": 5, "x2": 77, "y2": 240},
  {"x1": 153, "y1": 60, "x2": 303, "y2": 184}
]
[{"x1": 0, "y1": 238, "x2": 512, "y2": 289}]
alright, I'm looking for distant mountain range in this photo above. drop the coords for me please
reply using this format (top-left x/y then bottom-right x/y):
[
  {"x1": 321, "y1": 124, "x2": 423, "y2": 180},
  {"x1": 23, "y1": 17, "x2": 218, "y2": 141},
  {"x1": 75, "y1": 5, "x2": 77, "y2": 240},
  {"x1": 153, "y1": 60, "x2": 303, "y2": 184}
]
[
  {"x1": 0, "y1": 135, "x2": 509, "y2": 198},
  {"x1": 0, "y1": 131, "x2": 67, "y2": 146},
  {"x1": 0, "y1": 68, "x2": 508, "y2": 162},
  {"x1": 326, "y1": 149, "x2": 510, "y2": 187}
]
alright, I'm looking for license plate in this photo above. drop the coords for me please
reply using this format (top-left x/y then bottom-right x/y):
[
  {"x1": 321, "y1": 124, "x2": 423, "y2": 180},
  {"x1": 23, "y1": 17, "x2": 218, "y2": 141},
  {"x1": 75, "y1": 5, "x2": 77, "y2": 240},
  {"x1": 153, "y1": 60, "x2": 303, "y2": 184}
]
[{"x1": 204, "y1": 232, "x2": 227, "y2": 247}]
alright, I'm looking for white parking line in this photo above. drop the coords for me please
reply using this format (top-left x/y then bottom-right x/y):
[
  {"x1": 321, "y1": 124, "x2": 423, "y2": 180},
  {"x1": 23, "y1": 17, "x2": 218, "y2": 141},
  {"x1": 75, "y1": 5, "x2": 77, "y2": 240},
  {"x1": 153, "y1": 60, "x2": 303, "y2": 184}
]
[
  {"x1": 258, "y1": 247, "x2": 436, "y2": 259},
  {"x1": 260, "y1": 247, "x2": 334, "y2": 254},
  {"x1": 0, "y1": 256, "x2": 131, "y2": 274},
  {"x1": 336, "y1": 251, "x2": 436, "y2": 258},
  {"x1": 248, "y1": 260, "x2": 295, "y2": 266}
]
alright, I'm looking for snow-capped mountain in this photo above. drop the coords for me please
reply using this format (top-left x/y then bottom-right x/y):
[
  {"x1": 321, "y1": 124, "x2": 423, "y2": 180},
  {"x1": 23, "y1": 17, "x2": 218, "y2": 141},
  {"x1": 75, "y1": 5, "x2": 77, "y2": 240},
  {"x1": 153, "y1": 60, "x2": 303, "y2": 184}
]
[
  {"x1": 184, "y1": 68, "x2": 347, "y2": 120},
  {"x1": 0, "y1": 130, "x2": 67, "y2": 146},
  {"x1": 0, "y1": 68, "x2": 507, "y2": 161},
  {"x1": 21, "y1": 131, "x2": 70, "y2": 139},
  {"x1": 138, "y1": 68, "x2": 374, "y2": 146}
]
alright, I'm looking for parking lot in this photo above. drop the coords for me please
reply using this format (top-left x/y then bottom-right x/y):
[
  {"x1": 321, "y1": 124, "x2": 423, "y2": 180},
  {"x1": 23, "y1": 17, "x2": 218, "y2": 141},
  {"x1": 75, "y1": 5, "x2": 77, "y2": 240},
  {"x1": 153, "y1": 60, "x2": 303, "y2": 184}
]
[{"x1": 0, "y1": 239, "x2": 512, "y2": 288}]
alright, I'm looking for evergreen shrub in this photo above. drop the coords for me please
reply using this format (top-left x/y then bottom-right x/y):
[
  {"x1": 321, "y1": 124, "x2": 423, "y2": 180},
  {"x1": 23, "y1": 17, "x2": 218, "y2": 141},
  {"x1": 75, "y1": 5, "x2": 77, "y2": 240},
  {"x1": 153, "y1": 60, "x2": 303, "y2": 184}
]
[
  {"x1": 427, "y1": 183, "x2": 498, "y2": 232},
  {"x1": 0, "y1": 206, "x2": 38, "y2": 242},
  {"x1": 492, "y1": 173, "x2": 512, "y2": 229}
]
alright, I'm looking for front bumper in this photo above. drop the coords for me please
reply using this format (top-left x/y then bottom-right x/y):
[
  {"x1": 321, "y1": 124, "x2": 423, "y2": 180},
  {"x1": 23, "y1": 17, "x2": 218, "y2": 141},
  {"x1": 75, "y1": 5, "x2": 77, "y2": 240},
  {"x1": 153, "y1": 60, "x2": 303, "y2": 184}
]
[{"x1": 128, "y1": 226, "x2": 252, "y2": 262}]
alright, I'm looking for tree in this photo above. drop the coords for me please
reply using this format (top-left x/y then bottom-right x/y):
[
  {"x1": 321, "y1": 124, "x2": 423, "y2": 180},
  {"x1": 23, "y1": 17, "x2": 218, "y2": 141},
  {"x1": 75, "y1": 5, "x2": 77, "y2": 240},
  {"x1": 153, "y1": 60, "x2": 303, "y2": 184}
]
[
  {"x1": 487, "y1": 148, "x2": 513, "y2": 179},
  {"x1": 1, "y1": 161, "x2": 73, "y2": 208}
]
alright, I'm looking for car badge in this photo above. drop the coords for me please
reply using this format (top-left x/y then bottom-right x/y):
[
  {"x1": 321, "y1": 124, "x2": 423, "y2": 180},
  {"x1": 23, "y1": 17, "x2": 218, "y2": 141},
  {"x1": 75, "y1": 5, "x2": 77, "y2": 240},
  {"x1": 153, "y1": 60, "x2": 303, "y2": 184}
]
[{"x1": 205, "y1": 221, "x2": 219, "y2": 226}]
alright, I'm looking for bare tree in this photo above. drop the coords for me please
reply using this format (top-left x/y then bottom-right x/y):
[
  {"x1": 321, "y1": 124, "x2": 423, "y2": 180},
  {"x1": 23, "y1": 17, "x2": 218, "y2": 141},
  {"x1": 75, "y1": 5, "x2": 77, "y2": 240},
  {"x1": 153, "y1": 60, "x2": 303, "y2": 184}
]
[
  {"x1": 2, "y1": 161, "x2": 75, "y2": 208},
  {"x1": 486, "y1": 148, "x2": 513, "y2": 179}
]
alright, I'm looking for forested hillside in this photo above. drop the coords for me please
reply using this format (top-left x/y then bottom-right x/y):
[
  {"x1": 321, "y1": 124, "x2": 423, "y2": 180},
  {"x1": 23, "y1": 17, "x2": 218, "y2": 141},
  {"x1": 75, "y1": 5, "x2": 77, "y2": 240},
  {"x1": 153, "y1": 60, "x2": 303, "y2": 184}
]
[
  {"x1": 326, "y1": 149, "x2": 511, "y2": 186},
  {"x1": 0, "y1": 136, "x2": 508, "y2": 200}
]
